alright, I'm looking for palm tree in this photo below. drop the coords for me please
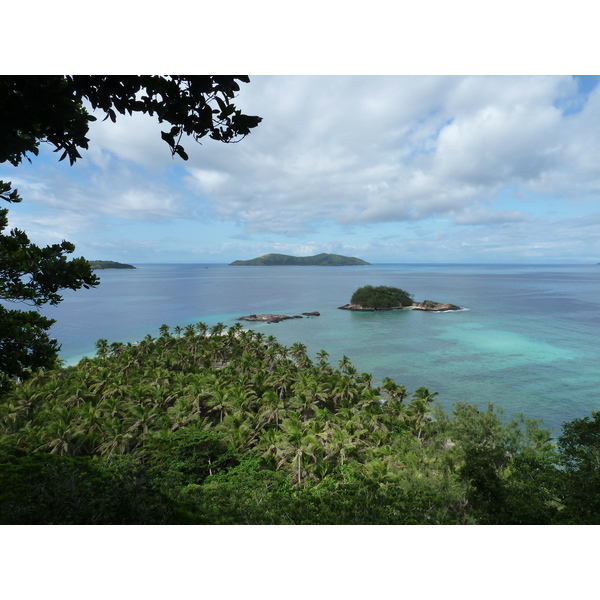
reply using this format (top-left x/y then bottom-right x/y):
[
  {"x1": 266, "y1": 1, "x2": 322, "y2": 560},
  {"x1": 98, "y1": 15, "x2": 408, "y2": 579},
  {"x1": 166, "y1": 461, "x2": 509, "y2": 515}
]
[
  {"x1": 323, "y1": 427, "x2": 361, "y2": 468},
  {"x1": 332, "y1": 375, "x2": 360, "y2": 408},
  {"x1": 359, "y1": 372, "x2": 374, "y2": 390},
  {"x1": 406, "y1": 387, "x2": 439, "y2": 440},
  {"x1": 96, "y1": 417, "x2": 135, "y2": 457},
  {"x1": 100, "y1": 378, "x2": 129, "y2": 402},
  {"x1": 357, "y1": 392, "x2": 386, "y2": 433},
  {"x1": 94, "y1": 339, "x2": 109, "y2": 358},
  {"x1": 109, "y1": 341, "x2": 126, "y2": 357},
  {"x1": 258, "y1": 427, "x2": 281, "y2": 469},
  {"x1": 259, "y1": 390, "x2": 286, "y2": 429},
  {"x1": 0, "y1": 384, "x2": 38, "y2": 434},
  {"x1": 382, "y1": 377, "x2": 408, "y2": 403},
  {"x1": 195, "y1": 322, "x2": 209, "y2": 337},
  {"x1": 364, "y1": 457, "x2": 391, "y2": 481},
  {"x1": 227, "y1": 384, "x2": 257, "y2": 414},
  {"x1": 315, "y1": 348, "x2": 329, "y2": 365},
  {"x1": 39, "y1": 420, "x2": 76, "y2": 456},
  {"x1": 228, "y1": 322, "x2": 244, "y2": 339},
  {"x1": 290, "y1": 342, "x2": 311, "y2": 368},
  {"x1": 208, "y1": 387, "x2": 229, "y2": 423},
  {"x1": 291, "y1": 392, "x2": 318, "y2": 422},
  {"x1": 127, "y1": 404, "x2": 159, "y2": 436},
  {"x1": 267, "y1": 364, "x2": 293, "y2": 401},
  {"x1": 209, "y1": 322, "x2": 226, "y2": 337},
  {"x1": 99, "y1": 396, "x2": 121, "y2": 419},
  {"x1": 263, "y1": 345, "x2": 281, "y2": 370},
  {"x1": 412, "y1": 386, "x2": 439, "y2": 403},
  {"x1": 277, "y1": 420, "x2": 319, "y2": 486},
  {"x1": 300, "y1": 377, "x2": 329, "y2": 413},
  {"x1": 338, "y1": 355, "x2": 352, "y2": 374},
  {"x1": 219, "y1": 411, "x2": 259, "y2": 451},
  {"x1": 77, "y1": 402, "x2": 105, "y2": 436}
]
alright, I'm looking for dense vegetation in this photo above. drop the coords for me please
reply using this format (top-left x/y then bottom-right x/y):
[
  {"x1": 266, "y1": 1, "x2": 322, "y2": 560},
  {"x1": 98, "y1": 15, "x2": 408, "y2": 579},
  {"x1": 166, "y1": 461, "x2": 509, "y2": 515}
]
[
  {"x1": 90, "y1": 261, "x2": 136, "y2": 270},
  {"x1": 1, "y1": 322, "x2": 599, "y2": 524},
  {"x1": 230, "y1": 253, "x2": 370, "y2": 266},
  {"x1": 350, "y1": 285, "x2": 414, "y2": 309}
]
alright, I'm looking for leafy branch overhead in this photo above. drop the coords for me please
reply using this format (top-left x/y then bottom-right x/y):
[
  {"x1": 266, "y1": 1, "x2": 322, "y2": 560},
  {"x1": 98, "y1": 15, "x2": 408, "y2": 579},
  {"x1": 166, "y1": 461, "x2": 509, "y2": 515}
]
[{"x1": 0, "y1": 75, "x2": 262, "y2": 166}]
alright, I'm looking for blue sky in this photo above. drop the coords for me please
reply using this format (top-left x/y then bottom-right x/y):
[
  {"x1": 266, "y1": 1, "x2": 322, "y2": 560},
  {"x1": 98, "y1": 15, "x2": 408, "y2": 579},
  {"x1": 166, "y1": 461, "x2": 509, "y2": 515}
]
[{"x1": 3, "y1": 75, "x2": 600, "y2": 264}]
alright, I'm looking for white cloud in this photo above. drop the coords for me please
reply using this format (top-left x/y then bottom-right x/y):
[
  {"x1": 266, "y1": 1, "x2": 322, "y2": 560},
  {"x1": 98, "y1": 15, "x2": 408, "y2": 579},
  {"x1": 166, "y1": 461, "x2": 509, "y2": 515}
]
[
  {"x1": 6, "y1": 208, "x2": 101, "y2": 248},
  {"x1": 168, "y1": 75, "x2": 598, "y2": 236},
  {"x1": 84, "y1": 109, "x2": 174, "y2": 170},
  {"x1": 453, "y1": 209, "x2": 530, "y2": 226},
  {"x1": 186, "y1": 168, "x2": 230, "y2": 193}
]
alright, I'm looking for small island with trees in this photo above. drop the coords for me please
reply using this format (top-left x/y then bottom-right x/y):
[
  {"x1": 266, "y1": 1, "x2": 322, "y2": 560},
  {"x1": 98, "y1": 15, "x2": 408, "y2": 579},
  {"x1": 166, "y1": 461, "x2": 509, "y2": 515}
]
[
  {"x1": 89, "y1": 261, "x2": 136, "y2": 270},
  {"x1": 339, "y1": 285, "x2": 461, "y2": 312},
  {"x1": 230, "y1": 253, "x2": 370, "y2": 266}
]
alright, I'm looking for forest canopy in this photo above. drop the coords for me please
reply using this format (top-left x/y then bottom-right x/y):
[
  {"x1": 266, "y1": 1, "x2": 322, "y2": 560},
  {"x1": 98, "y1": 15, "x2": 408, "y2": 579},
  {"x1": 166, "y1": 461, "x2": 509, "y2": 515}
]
[{"x1": 2, "y1": 322, "x2": 598, "y2": 525}]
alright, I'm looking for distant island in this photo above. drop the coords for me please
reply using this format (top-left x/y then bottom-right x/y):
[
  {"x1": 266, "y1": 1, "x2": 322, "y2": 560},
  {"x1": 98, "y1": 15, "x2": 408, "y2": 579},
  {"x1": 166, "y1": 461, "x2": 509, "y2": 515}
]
[
  {"x1": 89, "y1": 261, "x2": 136, "y2": 270},
  {"x1": 339, "y1": 285, "x2": 461, "y2": 312},
  {"x1": 230, "y1": 253, "x2": 370, "y2": 266}
]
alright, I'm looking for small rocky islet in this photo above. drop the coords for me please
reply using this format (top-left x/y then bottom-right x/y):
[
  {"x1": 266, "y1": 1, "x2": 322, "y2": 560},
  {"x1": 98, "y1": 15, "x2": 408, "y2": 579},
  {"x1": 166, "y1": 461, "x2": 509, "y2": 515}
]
[
  {"x1": 236, "y1": 285, "x2": 461, "y2": 326},
  {"x1": 237, "y1": 312, "x2": 321, "y2": 324},
  {"x1": 339, "y1": 285, "x2": 461, "y2": 312}
]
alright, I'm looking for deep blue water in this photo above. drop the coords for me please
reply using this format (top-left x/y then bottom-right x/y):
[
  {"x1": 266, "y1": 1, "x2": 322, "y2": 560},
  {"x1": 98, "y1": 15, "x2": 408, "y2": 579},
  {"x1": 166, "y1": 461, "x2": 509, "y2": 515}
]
[{"x1": 34, "y1": 263, "x2": 600, "y2": 434}]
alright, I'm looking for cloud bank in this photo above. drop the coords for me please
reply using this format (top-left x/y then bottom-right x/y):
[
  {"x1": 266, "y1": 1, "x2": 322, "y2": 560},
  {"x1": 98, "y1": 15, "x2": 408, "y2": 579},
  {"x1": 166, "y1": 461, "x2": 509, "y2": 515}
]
[{"x1": 4, "y1": 75, "x2": 600, "y2": 262}]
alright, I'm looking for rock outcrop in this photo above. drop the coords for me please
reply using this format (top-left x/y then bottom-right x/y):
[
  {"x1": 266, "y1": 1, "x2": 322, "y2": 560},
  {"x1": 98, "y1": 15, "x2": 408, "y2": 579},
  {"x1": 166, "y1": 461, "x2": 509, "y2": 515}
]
[
  {"x1": 237, "y1": 312, "x2": 320, "y2": 324},
  {"x1": 411, "y1": 300, "x2": 462, "y2": 311},
  {"x1": 338, "y1": 300, "x2": 461, "y2": 312},
  {"x1": 338, "y1": 304, "x2": 388, "y2": 311},
  {"x1": 237, "y1": 314, "x2": 294, "y2": 324}
]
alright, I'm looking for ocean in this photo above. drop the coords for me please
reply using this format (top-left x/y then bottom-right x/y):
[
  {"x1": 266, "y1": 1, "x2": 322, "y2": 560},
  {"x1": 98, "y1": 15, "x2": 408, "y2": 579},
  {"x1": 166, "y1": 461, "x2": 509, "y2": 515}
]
[{"x1": 35, "y1": 263, "x2": 600, "y2": 435}]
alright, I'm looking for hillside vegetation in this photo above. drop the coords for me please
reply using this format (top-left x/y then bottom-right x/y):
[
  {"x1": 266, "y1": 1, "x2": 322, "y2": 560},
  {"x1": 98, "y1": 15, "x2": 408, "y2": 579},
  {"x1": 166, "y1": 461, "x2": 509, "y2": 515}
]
[
  {"x1": 230, "y1": 253, "x2": 370, "y2": 266},
  {"x1": 1, "y1": 322, "x2": 599, "y2": 524}
]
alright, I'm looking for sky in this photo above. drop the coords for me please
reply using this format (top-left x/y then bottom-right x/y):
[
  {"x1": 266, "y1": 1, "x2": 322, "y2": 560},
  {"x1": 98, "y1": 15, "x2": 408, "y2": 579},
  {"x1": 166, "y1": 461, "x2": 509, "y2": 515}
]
[{"x1": 3, "y1": 75, "x2": 600, "y2": 264}]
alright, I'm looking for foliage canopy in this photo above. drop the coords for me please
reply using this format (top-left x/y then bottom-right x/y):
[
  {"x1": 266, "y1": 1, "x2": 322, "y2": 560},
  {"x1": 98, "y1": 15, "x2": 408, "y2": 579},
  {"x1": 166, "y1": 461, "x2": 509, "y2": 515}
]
[{"x1": 0, "y1": 75, "x2": 262, "y2": 165}]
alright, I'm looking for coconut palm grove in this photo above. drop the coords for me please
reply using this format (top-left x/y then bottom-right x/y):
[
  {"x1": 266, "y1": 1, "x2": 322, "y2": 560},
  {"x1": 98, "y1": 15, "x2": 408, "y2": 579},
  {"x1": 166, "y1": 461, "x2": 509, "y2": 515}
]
[{"x1": 1, "y1": 321, "x2": 599, "y2": 524}]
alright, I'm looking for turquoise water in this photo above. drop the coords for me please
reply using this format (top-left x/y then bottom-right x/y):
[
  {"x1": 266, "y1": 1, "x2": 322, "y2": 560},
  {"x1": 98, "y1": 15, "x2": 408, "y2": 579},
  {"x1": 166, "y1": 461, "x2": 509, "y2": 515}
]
[{"x1": 37, "y1": 263, "x2": 600, "y2": 434}]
